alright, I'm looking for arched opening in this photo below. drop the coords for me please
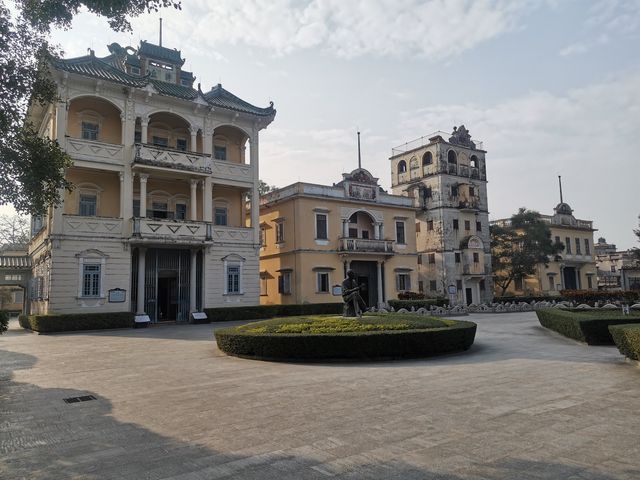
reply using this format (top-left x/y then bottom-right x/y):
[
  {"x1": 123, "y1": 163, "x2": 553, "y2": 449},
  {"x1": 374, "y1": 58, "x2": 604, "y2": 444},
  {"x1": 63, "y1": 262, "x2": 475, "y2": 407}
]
[
  {"x1": 212, "y1": 125, "x2": 250, "y2": 164},
  {"x1": 469, "y1": 155, "x2": 478, "y2": 168},
  {"x1": 348, "y1": 210, "x2": 376, "y2": 240},
  {"x1": 146, "y1": 112, "x2": 193, "y2": 151},
  {"x1": 397, "y1": 160, "x2": 407, "y2": 174},
  {"x1": 422, "y1": 151, "x2": 432, "y2": 166},
  {"x1": 447, "y1": 150, "x2": 457, "y2": 164},
  {"x1": 67, "y1": 96, "x2": 122, "y2": 144}
]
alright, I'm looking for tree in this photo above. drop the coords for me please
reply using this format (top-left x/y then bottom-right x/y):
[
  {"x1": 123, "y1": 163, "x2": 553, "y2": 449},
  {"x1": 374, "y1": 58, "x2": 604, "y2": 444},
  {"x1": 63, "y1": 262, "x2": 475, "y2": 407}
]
[
  {"x1": 258, "y1": 180, "x2": 277, "y2": 196},
  {"x1": 0, "y1": 214, "x2": 30, "y2": 247},
  {"x1": 632, "y1": 214, "x2": 640, "y2": 261},
  {"x1": 490, "y1": 208, "x2": 564, "y2": 296},
  {"x1": 0, "y1": 0, "x2": 180, "y2": 214}
]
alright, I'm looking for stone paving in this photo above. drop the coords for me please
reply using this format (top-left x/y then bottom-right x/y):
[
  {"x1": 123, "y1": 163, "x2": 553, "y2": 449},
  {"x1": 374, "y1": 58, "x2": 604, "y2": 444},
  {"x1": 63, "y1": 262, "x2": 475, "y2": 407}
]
[{"x1": 1, "y1": 312, "x2": 639, "y2": 480}]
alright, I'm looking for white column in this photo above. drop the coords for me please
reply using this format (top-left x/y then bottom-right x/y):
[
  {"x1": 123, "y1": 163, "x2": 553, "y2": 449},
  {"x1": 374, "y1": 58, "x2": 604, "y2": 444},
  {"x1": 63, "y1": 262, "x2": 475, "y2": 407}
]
[
  {"x1": 55, "y1": 100, "x2": 67, "y2": 143},
  {"x1": 51, "y1": 187, "x2": 66, "y2": 235},
  {"x1": 249, "y1": 134, "x2": 260, "y2": 242},
  {"x1": 343, "y1": 220, "x2": 348, "y2": 238},
  {"x1": 123, "y1": 168, "x2": 133, "y2": 220},
  {"x1": 203, "y1": 178, "x2": 213, "y2": 223},
  {"x1": 190, "y1": 179, "x2": 198, "y2": 220},
  {"x1": 203, "y1": 125, "x2": 213, "y2": 155},
  {"x1": 139, "y1": 174, "x2": 148, "y2": 218},
  {"x1": 189, "y1": 249, "x2": 197, "y2": 314},
  {"x1": 136, "y1": 247, "x2": 146, "y2": 314},
  {"x1": 120, "y1": 113, "x2": 126, "y2": 145},
  {"x1": 379, "y1": 223, "x2": 384, "y2": 239},
  {"x1": 118, "y1": 172, "x2": 125, "y2": 218},
  {"x1": 141, "y1": 118, "x2": 149, "y2": 144},
  {"x1": 190, "y1": 128, "x2": 198, "y2": 152},
  {"x1": 377, "y1": 261, "x2": 384, "y2": 308},
  {"x1": 374, "y1": 222, "x2": 380, "y2": 240}
]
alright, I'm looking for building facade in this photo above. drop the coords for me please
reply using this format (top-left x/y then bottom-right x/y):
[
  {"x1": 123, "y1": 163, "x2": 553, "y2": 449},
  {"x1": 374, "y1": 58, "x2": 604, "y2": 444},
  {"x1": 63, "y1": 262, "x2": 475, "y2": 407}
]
[
  {"x1": 259, "y1": 169, "x2": 418, "y2": 307},
  {"x1": 26, "y1": 41, "x2": 275, "y2": 320},
  {"x1": 390, "y1": 126, "x2": 493, "y2": 305},
  {"x1": 595, "y1": 238, "x2": 640, "y2": 291},
  {"x1": 491, "y1": 202, "x2": 597, "y2": 296}
]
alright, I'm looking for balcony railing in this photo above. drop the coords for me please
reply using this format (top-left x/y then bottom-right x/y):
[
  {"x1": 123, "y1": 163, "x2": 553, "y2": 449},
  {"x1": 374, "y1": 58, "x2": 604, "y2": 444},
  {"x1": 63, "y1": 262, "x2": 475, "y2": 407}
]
[
  {"x1": 132, "y1": 218, "x2": 211, "y2": 242},
  {"x1": 463, "y1": 264, "x2": 489, "y2": 275},
  {"x1": 339, "y1": 237, "x2": 394, "y2": 254},
  {"x1": 134, "y1": 144, "x2": 212, "y2": 174},
  {"x1": 65, "y1": 137, "x2": 125, "y2": 165},
  {"x1": 62, "y1": 214, "x2": 123, "y2": 236},
  {"x1": 210, "y1": 159, "x2": 253, "y2": 185},
  {"x1": 459, "y1": 198, "x2": 480, "y2": 211},
  {"x1": 210, "y1": 226, "x2": 255, "y2": 245}
]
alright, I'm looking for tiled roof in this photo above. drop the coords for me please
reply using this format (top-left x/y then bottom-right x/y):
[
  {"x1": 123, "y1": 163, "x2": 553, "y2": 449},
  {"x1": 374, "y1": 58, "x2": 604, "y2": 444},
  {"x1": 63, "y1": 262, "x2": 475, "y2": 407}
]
[
  {"x1": 139, "y1": 41, "x2": 184, "y2": 65},
  {"x1": 150, "y1": 80, "x2": 199, "y2": 100},
  {"x1": 54, "y1": 55, "x2": 147, "y2": 88},
  {"x1": 205, "y1": 84, "x2": 275, "y2": 117},
  {"x1": 0, "y1": 255, "x2": 31, "y2": 269}
]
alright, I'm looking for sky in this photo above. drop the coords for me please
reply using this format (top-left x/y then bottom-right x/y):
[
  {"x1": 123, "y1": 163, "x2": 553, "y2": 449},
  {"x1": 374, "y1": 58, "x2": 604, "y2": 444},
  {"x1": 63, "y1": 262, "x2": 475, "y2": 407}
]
[{"x1": 3, "y1": 0, "x2": 639, "y2": 248}]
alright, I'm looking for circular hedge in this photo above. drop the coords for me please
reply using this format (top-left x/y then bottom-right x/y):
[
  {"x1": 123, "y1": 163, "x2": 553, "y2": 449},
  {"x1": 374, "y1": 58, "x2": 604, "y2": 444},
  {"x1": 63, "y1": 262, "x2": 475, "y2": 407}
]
[{"x1": 214, "y1": 314, "x2": 477, "y2": 361}]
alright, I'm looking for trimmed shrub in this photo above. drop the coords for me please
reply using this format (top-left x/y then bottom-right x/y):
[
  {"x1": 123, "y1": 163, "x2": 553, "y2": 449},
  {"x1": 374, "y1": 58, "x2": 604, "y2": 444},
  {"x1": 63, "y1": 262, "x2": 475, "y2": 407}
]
[
  {"x1": 19, "y1": 312, "x2": 134, "y2": 333},
  {"x1": 215, "y1": 315, "x2": 477, "y2": 361},
  {"x1": 388, "y1": 298, "x2": 449, "y2": 310},
  {"x1": 609, "y1": 324, "x2": 640, "y2": 361},
  {"x1": 560, "y1": 290, "x2": 640, "y2": 305},
  {"x1": 0, "y1": 311, "x2": 8, "y2": 334},
  {"x1": 397, "y1": 291, "x2": 425, "y2": 300},
  {"x1": 536, "y1": 308, "x2": 640, "y2": 345},
  {"x1": 493, "y1": 295, "x2": 558, "y2": 304},
  {"x1": 204, "y1": 303, "x2": 342, "y2": 323}
]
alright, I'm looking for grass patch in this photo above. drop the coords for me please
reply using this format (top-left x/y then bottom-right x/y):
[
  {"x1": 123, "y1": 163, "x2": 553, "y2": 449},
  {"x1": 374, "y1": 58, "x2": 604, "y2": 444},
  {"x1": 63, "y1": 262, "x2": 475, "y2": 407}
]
[
  {"x1": 215, "y1": 314, "x2": 476, "y2": 361},
  {"x1": 609, "y1": 324, "x2": 640, "y2": 361},
  {"x1": 536, "y1": 309, "x2": 640, "y2": 345}
]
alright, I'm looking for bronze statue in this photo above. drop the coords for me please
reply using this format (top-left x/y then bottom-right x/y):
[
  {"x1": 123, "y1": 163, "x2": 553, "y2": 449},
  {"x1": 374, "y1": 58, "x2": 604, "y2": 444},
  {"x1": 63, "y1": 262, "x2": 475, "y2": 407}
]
[{"x1": 342, "y1": 270, "x2": 366, "y2": 317}]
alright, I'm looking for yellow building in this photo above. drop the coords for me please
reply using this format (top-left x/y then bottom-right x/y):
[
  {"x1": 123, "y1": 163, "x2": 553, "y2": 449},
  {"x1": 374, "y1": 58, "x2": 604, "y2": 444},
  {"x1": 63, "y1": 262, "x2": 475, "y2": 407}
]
[
  {"x1": 259, "y1": 169, "x2": 418, "y2": 308},
  {"x1": 25, "y1": 40, "x2": 275, "y2": 320},
  {"x1": 491, "y1": 201, "x2": 597, "y2": 296}
]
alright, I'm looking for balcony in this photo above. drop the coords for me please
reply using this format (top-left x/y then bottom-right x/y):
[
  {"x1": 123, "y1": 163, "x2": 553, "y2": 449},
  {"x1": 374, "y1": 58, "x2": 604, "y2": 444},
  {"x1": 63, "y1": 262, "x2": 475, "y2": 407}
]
[
  {"x1": 65, "y1": 138, "x2": 125, "y2": 166},
  {"x1": 211, "y1": 226, "x2": 255, "y2": 245},
  {"x1": 458, "y1": 198, "x2": 480, "y2": 212},
  {"x1": 62, "y1": 214, "x2": 123, "y2": 236},
  {"x1": 132, "y1": 218, "x2": 211, "y2": 243},
  {"x1": 210, "y1": 159, "x2": 253, "y2": 186},
  {"x1": 463, "y1": 264, "x2": 489, "y2": 275},
  {"x1": 134, "y1": 144, "x2": 212, "y2": 174},
  {"x1": 339, "y1": 237, "x2": 394, "y2": 254}
]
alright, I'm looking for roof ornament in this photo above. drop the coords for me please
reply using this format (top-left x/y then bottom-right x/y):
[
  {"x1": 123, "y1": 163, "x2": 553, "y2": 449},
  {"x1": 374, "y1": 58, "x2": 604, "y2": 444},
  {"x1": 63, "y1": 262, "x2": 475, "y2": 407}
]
[
  {"x1": 159, "y1": 18, "x2": 163, "y2": 47},
  {"x1": 357, "y1": 130, "x2": 362, "y2": 170},
  {"x1": 448, "y1": 125, "x2": 475, "y2": 149}
]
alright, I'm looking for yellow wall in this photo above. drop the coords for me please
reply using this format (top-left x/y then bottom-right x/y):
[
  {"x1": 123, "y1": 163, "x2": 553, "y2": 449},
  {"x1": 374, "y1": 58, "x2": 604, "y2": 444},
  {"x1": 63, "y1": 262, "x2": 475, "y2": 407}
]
[
  {"x1": 64, "y1": 168, "x2": 120, "y2": 217},
  {"x1": 213, "y1": 126, "x2": 247, "y2": 164},
  {"x1": 67, "y1": 97, "x2": 122, "y2": 144}
]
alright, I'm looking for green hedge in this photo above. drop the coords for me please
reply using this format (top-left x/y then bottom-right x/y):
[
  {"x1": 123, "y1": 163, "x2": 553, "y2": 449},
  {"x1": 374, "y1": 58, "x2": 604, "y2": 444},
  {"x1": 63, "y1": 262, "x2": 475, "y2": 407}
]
[
  {"x1": 0, "y1": 311, "x2": 8, "y2": 334},
  {"x1": 388, "y1": 298, "x2": 449, "y2": 310},
  {"x1": 609, "y1": 324, "x2": 640, "y2": 361},
  {"x1": 536, "y1": 309, "x2": 640, "y2": 345},
  {"x1": 19, "y1": 312, "x2": 134, "y2": 333},
  {"x1": 494, "y1": 295, "x2": 558, "y2": 304},
  {"x1": 215, "y1": 316, "x2": 477, "y2": 361},
  {"x1": 204, "y1": 303, "x2": 343, "y2": 322}
]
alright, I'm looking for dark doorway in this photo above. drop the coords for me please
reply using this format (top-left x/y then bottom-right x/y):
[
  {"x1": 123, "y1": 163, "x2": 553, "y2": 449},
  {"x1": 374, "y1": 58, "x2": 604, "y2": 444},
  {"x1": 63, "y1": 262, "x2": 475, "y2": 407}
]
[
  {"x1": 465, "y1": 287, "x2": 473, "y2": 305},
  {"x1": 350, "y1": 261, "x2": 378, "y2": 308},
  {"x1": 563, "y1": 267, "x2": 577, "y2": 290},
  {"x1": 157, "y1": 272, "x2": 178, "y2": 321}
]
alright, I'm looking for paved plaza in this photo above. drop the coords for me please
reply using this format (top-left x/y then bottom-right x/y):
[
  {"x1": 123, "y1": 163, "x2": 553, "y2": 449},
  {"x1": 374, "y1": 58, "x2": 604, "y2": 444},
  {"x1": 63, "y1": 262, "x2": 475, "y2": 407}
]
[{"x1": 1, "y1": 312, "x2": 639, "y2": 480}]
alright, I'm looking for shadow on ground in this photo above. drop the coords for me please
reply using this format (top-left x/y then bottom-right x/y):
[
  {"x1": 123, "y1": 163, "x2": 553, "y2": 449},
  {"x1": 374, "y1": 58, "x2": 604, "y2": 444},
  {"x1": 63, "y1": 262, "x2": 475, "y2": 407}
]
[{"x1": 0, "y1": 347, "x2": 636, "y2": 479}]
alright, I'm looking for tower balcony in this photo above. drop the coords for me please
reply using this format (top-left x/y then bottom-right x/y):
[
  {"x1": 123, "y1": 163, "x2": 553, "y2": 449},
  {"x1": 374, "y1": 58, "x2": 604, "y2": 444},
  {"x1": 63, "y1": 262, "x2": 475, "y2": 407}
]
[
  {"x1": 134, "y1": 144, "x2": 212, "y2": 175},
  {"x1": 339, "y1": 237, "x2": 395, "y2": 255},
  {"x1": 65, "y1": 137, "x2": 125, "y2": 166},
  {"x1": 458, "y1": 198, "x2": 480, "y2": 212},
  {"x1": 131, "y1": 217, "x2": 212, "y2": 244}
]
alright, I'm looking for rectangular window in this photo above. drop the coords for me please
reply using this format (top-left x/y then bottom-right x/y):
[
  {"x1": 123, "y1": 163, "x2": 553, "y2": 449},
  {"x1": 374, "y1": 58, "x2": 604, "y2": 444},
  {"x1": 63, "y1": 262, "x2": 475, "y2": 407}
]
[
  {"x1": 415, "y1": 222, "x2": 421, "y2": 233},
  {"x1": 418, "y1": 281, "x2": 424, "y2": 293},
  {"x1": 348, "y1": 228, "x2": 358, "y2": 238},
  {"x1": 215, "y1": 207, "x2": 228, "y2": 226},
  {"x1": 395, "y1": 221, "x2": 406, "y2": 244},
  {"x1": 260, "y1": 276, "x2": 268, "y2": 296},
  {"x1": 134, "y1": 130, "x2": 142, "y2": 143},
  {"x1": 226, "y1": 265, "x2": 240, "y2": 294},
  {"x1": 317, "y1": 272, "x2": 329, "y2": 293},
  {"x1": 152, "y1": 136, "x2": 168, "y2": 147},
  {"x1": 133, "y1": 199, "x2": 140, "y2": 217},
  {"x1": 469, "y1": 186, "x2": 475, "y2": 197},
  {"x1": 152, "y1": 202, "x2": 168, "y2": 219},
  {"x1": 587, "y1": 276, "x2": 593, "y2": 289},
  {"x1": 473, "y1": 252, "x2": 479, "y2": 263},
  {"x1": 465, "y1": 220, "x2": 471, "y2": 231},
  {"x1": 455, "y1": 252, "x2": 461, "y2": 263},
  {"x1": 82, "y1": 264, "x2": 101, "y2": 297},
  {"x1": 514, "y1": 277, "x2": 523, "y2": 291},
  {"x1": 417, "y1": 254, "x2": 422, "y2": 265},
  {"x1": 451, "y1": 185, "x2": 459, "y2": 197},
  {"x1": 548, "y1": 276, "x2": 555, "y2": 291},
  {"x1": 565, "y1": 237, "x2": 571, "y2": 254},
  {"x1": 476, "y1": 221, "x2": 482, "y2": 232},
  {"x1": 456, "y1": 280, "x2": 463, "y2": 291},
  {"x1": 315, "y1": 214, "x2": 328, "y2": 240},
  {"x1": 81, "y1": 122, "x2": 99, "y2": 141},
  {"x1": 428, "y1": 253, "x2": 436, "y2": 264},
  {"x1": 79, "y1": 194, "x2": 97, "y2": 216},
  {"x1": 424, "y1": 187, "x2": 432, "y2": 198},
  {"x1": 427, "y1": 220, "x2": 434, "y2": 231},
  {"x1": 584, "y1": 239, "x2": 590, "y2": 255},
  {"x1": 176, "y1": 138, "x2": 188, "y2": 151},
  {"x1": 611, "y1": 265, "x2": 616, "y2": 273},
  {"x1": 278, "y1": 272, "x2": 291, "y2": 294},
  {"x1": 361, "y1": 230, "x2": 369, "y2": 239},
  {"x1": 276, "y1": 222, "x2": 285, "y2": 243},
  {"x1": 430, "y1": 280, "x2": 437, "y2": 291},
  {"x1": 260, "y1": 227, "x2": 266, "y2": 246},
  {"x1": 214, "y1": 146, "x2": 227, "y2": 160},
  {"x1": 396, "y1": 273, "x2": 410, "y2": 291},
  {"x1": 175, "y1": 203, "x2": 187, "y2": 220},
  {"x1": 555, "y1": 235, "x2": 561, "y2": 246},
  {"x1": 453, "y1": 219, "x2": 459, "y2": 230},
  {"x1": 575, "y1": 238, "x2": 581, "y2": 255}
]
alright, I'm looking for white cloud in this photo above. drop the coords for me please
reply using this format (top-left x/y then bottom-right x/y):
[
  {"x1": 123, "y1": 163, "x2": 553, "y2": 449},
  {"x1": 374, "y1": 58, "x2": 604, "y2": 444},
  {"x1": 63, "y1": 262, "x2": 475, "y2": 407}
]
[
  {"x1": 140, "y1": 0, "x2": 540, "y2": 60},
  {"x1": 394, "y1": 71, "x2": 640, "y2": 248}
]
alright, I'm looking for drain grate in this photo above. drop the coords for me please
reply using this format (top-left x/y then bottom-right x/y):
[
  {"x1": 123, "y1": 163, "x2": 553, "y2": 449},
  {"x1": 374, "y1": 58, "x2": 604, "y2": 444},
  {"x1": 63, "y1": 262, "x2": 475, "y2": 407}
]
[{"x1": 63, "y1": 395, "x2": 97, "y2": 404}]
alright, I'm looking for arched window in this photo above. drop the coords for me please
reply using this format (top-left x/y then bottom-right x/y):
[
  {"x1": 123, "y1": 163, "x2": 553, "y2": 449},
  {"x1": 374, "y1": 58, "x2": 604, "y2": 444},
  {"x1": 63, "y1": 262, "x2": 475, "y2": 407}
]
[
  {"x1": 398, "y1": 160, "x2": 407, "y2": 174},
  {"x1": 470, "y1": 155, "x2": 478, "y2": 168},
  {"x1": 447, "y1": 150, "x2": 457, "y2": 164},
  {"x1": 410, "y1": 157, "x2": 418, "y2": 170},
  {"x1": 422, "y1": 151, "x2": 432, "y2": 166}
]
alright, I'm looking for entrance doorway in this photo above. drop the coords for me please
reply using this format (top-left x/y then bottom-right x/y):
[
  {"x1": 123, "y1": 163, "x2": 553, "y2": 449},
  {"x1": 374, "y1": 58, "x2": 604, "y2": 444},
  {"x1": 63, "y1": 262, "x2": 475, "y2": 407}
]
[
  {"x1": 563, "y1": 267, "x2": 577, "y2": 290},
  {"x1": 157, "y1": 272, "x2": 178, "y2": 321},
  {"x1": 465, "y1": 287, "x2": 473, "y2": 305},
  {"x1": 350, "y1": 260, "x2": 378, "y2": 308}
]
